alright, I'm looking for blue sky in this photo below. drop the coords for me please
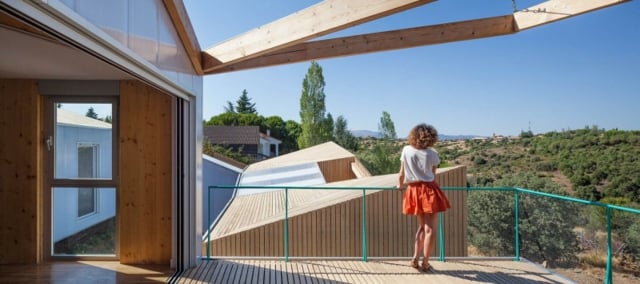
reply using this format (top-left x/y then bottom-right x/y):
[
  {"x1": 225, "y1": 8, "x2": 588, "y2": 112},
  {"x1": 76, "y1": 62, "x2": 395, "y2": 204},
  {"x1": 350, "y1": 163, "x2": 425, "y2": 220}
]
[{"x1": 184, "y1": 0, "x2": 639, "y2": 138}]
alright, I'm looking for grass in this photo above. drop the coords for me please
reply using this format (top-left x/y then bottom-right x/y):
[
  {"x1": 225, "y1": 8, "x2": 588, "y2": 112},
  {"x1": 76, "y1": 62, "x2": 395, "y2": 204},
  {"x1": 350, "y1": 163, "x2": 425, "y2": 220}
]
[{"x1": 53, "y1": 217, "x2": 115, "y2": 255}]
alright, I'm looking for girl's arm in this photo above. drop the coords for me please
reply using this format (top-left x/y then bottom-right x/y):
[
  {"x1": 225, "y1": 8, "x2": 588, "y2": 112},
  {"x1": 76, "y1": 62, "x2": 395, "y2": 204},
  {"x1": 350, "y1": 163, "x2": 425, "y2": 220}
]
[{"x1": 398, "y1": 161, "x2": 405, "y2": 189}]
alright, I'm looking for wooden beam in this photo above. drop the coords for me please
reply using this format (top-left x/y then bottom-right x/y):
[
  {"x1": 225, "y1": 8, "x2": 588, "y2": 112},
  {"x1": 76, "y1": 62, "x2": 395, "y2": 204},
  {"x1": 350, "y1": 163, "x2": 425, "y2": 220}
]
[
  {"x1": 204, "y1": 15, "x2": 516, "y2": 74},
  {"x1": 162, "y1": 0, "x2": 203, "y2": 75},
  {"x1": 202, "y1": 0, "x2": 435, "y2": 72},
  {"x1": 514, "y1": 0, "x2": 629, "y2": 31}
]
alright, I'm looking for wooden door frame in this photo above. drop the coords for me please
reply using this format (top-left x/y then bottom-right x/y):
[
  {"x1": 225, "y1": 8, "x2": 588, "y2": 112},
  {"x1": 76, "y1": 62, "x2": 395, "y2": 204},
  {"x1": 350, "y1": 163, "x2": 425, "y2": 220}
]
[{"x1": 41, "y1": 96, "x2": 119, "y2": 261}]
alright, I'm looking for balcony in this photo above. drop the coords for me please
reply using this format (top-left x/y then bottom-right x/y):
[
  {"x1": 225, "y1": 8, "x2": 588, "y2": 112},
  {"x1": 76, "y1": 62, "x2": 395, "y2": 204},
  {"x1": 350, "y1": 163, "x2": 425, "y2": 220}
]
[
  {"x1": 176, "y1": 182, "x2": 640, "y2": 283},
  {"x1": 0, "y1": 185, "x2": 637, "y2": 283}
]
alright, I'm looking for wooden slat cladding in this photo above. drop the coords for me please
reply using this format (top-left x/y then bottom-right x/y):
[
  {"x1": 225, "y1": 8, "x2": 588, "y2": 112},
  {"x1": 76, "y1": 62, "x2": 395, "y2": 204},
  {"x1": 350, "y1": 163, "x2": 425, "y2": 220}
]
[
  {"x1": 0, "y1": 80, "x2": 41, "y2": 264},
  {"x1": 367, "y1": 166, "x2": 467, "y2": 257},
  {"x1": 119, "y1": 81, "x2": 172, "y2": 264},
  {"x1": 318, "y1": 157, "x2": 357, "y2": 183},
  {"x1": 207, "y1": 166, "x2": 467, "y2": 258}
]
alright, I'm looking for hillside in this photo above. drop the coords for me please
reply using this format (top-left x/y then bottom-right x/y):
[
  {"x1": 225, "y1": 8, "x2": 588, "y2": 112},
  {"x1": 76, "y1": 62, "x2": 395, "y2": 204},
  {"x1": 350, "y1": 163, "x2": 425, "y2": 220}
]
[{"x1": 436, "y1": 128, "x2": 640, "y2": 202}]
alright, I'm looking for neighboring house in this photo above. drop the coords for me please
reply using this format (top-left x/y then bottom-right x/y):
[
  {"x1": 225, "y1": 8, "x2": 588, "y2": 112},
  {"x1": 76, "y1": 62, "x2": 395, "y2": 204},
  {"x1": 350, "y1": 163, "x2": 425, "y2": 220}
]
[
  {"x1": 52, "y1": 108, "x2": 115, "y2": 243},
  {"x1": 203, "y1": 125, "x2": 281, "y2": 161}
]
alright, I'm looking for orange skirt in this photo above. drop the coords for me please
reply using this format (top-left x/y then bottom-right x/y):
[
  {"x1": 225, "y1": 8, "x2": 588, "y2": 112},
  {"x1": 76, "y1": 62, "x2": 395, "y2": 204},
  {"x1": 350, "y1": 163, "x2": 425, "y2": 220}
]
[{"x1": 402, "y1": 181, "x2": 450, "y2": 215}]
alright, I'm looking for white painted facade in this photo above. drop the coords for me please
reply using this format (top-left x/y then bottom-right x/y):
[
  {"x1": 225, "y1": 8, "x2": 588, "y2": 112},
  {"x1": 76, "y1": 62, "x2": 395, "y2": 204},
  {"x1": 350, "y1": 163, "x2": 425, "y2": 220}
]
[{"x1": 52, "y1": 109, "x2": 115, "y2": 243}]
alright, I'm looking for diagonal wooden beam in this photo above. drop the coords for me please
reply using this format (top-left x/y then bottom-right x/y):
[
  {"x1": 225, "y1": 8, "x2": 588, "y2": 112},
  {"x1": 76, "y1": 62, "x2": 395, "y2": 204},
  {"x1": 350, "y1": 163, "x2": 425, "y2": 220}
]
[
  {"x1": 514, "y1": 0, "x2": 629, "y2": 31},
  {"x1": 204, "y1": 15, "x2": 516, "y2": 74},
  {"x1": 202, "y1": 0, "x2": 435, "y2": 73},
  {"x1": 203, "y1": 0, "x2": 629, "y2": 74}
]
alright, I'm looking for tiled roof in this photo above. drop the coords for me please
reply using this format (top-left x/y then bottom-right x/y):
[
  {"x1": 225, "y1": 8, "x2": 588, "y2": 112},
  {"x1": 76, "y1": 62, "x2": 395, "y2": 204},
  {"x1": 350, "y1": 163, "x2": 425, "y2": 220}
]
[{"x1": 203, "y1": 125, "x2": 259, "y2": 145}]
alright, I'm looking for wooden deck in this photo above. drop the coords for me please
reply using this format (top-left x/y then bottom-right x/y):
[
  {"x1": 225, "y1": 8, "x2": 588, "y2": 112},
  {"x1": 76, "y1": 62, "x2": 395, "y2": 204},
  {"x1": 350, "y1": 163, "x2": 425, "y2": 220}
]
[
  {"x1": 0, "y1": 259, "x2": 575, "y2": 283},
  {"x1": 175, "y1": 259, "x2": 575, "y2": 284}
]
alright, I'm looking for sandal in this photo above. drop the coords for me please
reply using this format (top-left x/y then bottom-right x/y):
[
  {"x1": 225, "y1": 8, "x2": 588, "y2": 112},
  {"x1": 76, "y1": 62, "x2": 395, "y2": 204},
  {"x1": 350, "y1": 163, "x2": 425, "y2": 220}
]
[
  {"x1": 420, "y1": 261, "x2": 433, "y2": 272},
  {"x1": 410, "y1": 258, "x2": 419, "y2": 269}
]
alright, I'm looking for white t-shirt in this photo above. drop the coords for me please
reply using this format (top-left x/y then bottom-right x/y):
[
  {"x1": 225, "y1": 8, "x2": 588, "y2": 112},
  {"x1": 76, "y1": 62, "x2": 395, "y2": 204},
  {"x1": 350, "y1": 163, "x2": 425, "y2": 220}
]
[{"x1": 400, "y1": 145, "x2": 440, "y2": 183}]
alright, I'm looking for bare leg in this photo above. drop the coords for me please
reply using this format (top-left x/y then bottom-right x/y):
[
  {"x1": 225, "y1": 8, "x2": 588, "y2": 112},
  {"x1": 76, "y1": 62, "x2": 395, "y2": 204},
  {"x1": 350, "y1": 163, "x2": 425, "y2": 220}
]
[
  {"x1": 412, "y1": 214, "x2": 426, "y2": 263},
  {"x1": 422, "y1": 213, "x2": 438, "y2": 269}
]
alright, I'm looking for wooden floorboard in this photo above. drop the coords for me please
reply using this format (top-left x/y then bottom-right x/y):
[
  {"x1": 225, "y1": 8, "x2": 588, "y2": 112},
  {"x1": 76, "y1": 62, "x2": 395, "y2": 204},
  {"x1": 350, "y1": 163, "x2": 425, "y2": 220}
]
[
  {"x1": 176, "y1": 259, "x2": 575, "y2": 284},
  {"x1": 0, "y1": 261, "x2": 172, "y2": 283}
]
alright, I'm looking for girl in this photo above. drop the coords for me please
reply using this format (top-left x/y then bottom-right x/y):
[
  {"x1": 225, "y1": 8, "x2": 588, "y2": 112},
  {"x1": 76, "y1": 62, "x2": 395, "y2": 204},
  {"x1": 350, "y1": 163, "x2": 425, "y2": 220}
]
[{"x1": 398, "y1": 123, "x2": 450, "y2": 272}]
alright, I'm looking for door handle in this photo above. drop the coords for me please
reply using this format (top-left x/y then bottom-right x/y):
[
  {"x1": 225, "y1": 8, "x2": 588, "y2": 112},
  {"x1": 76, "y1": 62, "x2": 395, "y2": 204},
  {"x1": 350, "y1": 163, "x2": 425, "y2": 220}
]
[{"x1": 46, "y1": 135, "x2": 53, "y2": 151}]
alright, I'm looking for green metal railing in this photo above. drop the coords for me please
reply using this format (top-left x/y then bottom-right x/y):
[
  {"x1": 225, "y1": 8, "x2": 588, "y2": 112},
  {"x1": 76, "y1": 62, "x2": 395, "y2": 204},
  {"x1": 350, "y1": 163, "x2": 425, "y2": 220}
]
[{"x1": 205, "y1": 185, "x2": 640, "y2": 284}]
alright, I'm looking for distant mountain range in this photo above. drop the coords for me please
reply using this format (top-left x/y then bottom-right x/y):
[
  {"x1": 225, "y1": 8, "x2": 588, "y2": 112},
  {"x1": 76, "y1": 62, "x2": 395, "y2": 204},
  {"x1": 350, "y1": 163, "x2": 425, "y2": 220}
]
[{"x1": 350, "y1": 130, "x2": 481, "y2": 141}]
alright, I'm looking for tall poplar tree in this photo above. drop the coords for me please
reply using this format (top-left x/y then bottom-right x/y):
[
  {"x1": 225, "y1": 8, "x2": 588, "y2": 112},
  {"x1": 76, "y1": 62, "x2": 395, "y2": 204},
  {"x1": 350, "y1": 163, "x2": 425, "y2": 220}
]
[
  {"x1": 379, "y1": 111, "x2": 397, "y2": 140},
  {"x1": 298, "y1": 61, "x2": 331, "y2": 148}
]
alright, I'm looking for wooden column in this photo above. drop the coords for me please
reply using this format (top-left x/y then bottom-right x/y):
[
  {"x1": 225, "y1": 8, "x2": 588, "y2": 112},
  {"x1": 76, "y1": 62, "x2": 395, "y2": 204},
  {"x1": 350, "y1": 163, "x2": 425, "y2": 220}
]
[
  {"x1": 0, "y1": 80, "x2": 41, "y2": 264},
  {"x1": 119, "y1": 81, "x2": 172, "y2": 264}
]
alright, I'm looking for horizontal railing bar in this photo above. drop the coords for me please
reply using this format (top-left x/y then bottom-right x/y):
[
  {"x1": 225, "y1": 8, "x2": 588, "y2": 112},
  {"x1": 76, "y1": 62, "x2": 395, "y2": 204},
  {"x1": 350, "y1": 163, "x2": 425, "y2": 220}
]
[
  {"x1": 608, "y1": 203, "x2": 640, "y2": 214},
  {"x1": 207, "y1": 185, "x2": 640, "y2": 213},
  {"x1": 514, "y1": 187, "x2": 608, "y2": 207},
  {"x1": 200, "y1": 256, "x2": 518, "y2": 261},
  {"x1": 209, "y1": 185, "x2": 395, "y2": 190},
  {"x1": 443, "y1": 186, "x2": 515, "y2": 191}
]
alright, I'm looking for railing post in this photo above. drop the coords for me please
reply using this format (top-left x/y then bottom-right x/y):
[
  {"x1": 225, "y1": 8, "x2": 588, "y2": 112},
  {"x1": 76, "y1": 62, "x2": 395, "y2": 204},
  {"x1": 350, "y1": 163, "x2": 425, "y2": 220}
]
[
  {"x1": 514, "y1": 189, "x2": 520, "y2": 261},
  {"x1": 362, "y1": 188, "x2": 368, "y2": 262},
  {"x1": 284, "y1": 187, "x2": 289, "y2": 262},
  {"x1": 207, "y1": 186, "x2": 211, "y2": 259},
  {"x1": 438, "y1": 212, "x2": 445, "y2": 262},
  {"x1": 605, "y1": 206, "x2": 612, "y2": 284}
]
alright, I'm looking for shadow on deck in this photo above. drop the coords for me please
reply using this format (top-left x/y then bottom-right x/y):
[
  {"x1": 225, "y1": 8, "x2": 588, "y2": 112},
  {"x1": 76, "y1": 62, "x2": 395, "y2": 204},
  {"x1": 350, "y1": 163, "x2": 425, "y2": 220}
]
[{"x1": 174, "y1": 259, "x2": 574, "y2": 283}]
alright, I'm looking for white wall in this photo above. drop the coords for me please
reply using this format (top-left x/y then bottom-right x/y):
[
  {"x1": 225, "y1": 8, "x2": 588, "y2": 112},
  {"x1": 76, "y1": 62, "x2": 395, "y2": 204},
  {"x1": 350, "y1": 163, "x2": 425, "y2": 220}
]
[{"x1": 52, "y1": 124, "x2": 115, "y2": 242}]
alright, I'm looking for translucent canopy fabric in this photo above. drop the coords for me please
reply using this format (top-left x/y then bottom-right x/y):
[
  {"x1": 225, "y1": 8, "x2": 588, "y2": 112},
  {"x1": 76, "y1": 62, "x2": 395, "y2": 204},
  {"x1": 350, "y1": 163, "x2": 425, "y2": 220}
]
[{"x1": 237, "y1": 162, "x2": 326, "y2": 196}]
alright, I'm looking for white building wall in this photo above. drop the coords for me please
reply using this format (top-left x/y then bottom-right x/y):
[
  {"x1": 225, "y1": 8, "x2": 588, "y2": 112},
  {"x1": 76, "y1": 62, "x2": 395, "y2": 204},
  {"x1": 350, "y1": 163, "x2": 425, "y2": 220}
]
[{"x1": 53, "y1": 124, "x2": 115, "y2": 242}]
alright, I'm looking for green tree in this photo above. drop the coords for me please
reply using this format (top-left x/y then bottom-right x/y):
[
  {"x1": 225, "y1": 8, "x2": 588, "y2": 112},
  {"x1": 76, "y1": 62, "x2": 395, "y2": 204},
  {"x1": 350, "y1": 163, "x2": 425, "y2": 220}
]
[
  {"x1": 334, "y1": 115, "x2": 358, "y2": 152},
  {"x1": 588, "y1": 197, "x2": 637, "y2": 231},
  {"x1": 468, "y1": 173, "x2": 580, "y2": 267},
  {"x1": 223, "y1": 101, "x2": 235, "y2": 113},
  {"x1": 205, "y1": 112, "x2": 239, "y2": 126},
  {"x1": 86, "y1": 107, "x2": 98, "y2": 119},
  {"x1": 298, "y1": 61, "x2": 331, "y2": 148},
  {"x1": 235, "y1": 89, "x2": 257, "y2": 114},
  {"x1": 202, "y1": 139, "x2": 251, "y2": 164},
  {"x1": 284, "y1": 120, "x2": 301, "y2": 153},
  {"x1": 236, "y1": 113, "x2": 263, "y2": 126},
  {"x1": 262, "y1": 115, "x2": 286, "y2": 139},
  {"x1": 356, "y1": 111, "x2": 401, "y2": 174},
  {"x1": 378, "y1": 111, "x2": 397, "y2": 140},
  {"x1": 261, "y1": 115, "x2": 297, "y2": 154}
]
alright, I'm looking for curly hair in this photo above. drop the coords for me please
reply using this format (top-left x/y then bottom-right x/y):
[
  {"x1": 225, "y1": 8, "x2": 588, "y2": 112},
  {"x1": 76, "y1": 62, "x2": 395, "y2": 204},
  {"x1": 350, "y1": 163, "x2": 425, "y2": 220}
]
[{"x1": 407, "y1": 123, "x2": 438, "y2": 149}]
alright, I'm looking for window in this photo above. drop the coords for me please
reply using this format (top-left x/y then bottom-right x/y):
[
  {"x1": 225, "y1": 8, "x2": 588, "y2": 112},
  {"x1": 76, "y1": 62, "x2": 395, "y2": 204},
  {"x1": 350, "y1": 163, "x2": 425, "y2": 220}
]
[{"x1": 77, "y1": 144, "x2": 98, "y2": 217}]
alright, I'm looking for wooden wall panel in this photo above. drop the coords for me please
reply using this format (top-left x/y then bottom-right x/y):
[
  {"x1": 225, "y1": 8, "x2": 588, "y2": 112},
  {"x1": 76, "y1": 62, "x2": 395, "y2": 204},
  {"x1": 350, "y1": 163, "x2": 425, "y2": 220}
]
[
  {"x1": 0, "y1": 80, "x2": 41, "y2": 264},
  {"x1": 119, "y1": 81, "x2": 172, "y2": 264},
  {"x1": 318, "y1": 157, "x2": 356, "y2": 183},
  {"x1": 207, "y1": 166, "x2": 468, "y2": 258}
]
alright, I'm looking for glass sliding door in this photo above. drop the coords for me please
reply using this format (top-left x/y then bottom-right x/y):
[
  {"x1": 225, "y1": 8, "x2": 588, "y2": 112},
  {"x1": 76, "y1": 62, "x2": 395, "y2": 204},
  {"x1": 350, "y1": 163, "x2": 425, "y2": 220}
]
[{"x1": 46, "y1": 100, "x2": 118, "y2": 257}]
